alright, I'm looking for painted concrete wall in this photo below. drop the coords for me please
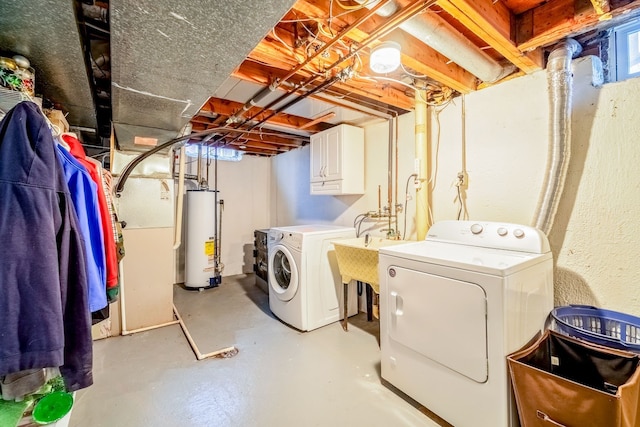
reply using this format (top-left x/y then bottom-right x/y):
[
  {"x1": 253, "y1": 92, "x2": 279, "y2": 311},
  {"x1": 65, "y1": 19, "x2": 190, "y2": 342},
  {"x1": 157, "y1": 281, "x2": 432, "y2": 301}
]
[
  {"x1": 198, "y1": 154, "x2": 271, "y2": 276},
  {"x1": 271, "y1": 56, "x2": 640, "y2": 317},
  {"x1": 270, "y1": 114, "x2": 417, "y2": 237},
  {"x1": 431, "y1": 56, "x2": 640, "y2": 316}
]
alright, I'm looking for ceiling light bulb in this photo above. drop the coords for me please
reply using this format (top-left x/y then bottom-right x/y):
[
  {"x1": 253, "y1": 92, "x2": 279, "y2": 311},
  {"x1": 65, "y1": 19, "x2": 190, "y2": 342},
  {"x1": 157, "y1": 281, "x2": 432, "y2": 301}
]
[{"x1": 369, "y1": 41, "x2": 401, "y2": 74}]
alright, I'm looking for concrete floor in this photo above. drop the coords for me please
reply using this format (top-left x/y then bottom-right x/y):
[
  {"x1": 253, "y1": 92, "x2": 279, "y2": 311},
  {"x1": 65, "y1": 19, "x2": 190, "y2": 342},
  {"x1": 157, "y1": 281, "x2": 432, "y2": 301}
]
[{"x1": 70, "y1": 274, "x2": 444, "y2": 427}]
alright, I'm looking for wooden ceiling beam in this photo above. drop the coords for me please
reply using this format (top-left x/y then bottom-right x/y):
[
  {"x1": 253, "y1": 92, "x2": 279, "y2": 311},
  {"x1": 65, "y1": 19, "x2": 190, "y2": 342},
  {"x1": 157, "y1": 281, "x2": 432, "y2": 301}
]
[
  {"x1": 293, "y1": 0, "x2": 477, "y2": 92},
  {"x1": 226, "y1": 139, "x2": 288, "y2": 152},
  {"x1": 190, "y1": 116, "x2": 221, "y2": 126},
  {"x1": 221, "y1": 125, "x2": 308, "y2": 146},
  {"x1": 189, "y1": 122, "x2": 307, "y2": 147},
  {"x1": 243, "y1": 48, "x2": 417, "y2": 111},
  {"x1": 381, "y1": 32, "x2": 477, "y2": 93},
  {"x1": 291, "y1": 0, "x2": 387, "y2": 43},
  {"x1": 436, "y1": 0, "x2": 543, "y2": 73},
  {"x1": 516, "y1": 0, "x2": 640, "y2": 52},
  {"x1": 200, "y1": 97, "x2": 330, "y2": 132}
]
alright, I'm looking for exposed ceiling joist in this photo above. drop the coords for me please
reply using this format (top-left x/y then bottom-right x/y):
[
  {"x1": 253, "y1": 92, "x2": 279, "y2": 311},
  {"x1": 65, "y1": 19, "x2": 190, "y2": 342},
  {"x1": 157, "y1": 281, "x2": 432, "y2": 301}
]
[
  {"x1": 516, "y1": 0, "x2": 640, "y2": 51},
  {"x1": 198, "y1": 97, "x2": 332, "y2": 133},
  {"x1": 436, "y1": 0, "x2": 544, "y2": 73},
  {"x1": 8, "y1": 0, "x2": 640, "y2": 158}
]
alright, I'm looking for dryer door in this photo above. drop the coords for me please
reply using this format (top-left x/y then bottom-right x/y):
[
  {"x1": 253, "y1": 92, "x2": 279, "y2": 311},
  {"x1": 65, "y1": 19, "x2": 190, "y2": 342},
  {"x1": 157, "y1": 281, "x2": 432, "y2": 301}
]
[
  {"x1": 386, "y1": 266, "x2": 488, "y2": 383},
  {"x1": 268, "y1": 244, "x2": 299, "y2": 301}
]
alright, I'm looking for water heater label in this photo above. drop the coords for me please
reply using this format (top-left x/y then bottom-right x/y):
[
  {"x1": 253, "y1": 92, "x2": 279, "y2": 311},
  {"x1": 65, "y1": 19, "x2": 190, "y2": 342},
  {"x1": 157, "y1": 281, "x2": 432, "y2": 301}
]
[{"x1": 204, "y1": 240, "x2": 215, "y2": 256}]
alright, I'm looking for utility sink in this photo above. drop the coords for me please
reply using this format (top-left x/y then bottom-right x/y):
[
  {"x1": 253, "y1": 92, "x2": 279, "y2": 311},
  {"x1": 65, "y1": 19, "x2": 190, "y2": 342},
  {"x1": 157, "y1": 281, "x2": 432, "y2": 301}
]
[{"x1": 332, "y1": 237, "x2": 407, "y2": 294}]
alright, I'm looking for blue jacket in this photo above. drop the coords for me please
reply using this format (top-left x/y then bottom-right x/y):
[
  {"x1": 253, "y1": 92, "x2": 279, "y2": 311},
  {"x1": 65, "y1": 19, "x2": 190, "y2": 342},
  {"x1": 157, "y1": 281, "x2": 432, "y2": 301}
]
[
  {"x1": 56, "y1": 144, "x2": 107, "y2": 312},
  {"x1": 0, "y1": 102, "x2": 93, "y2": 391}
]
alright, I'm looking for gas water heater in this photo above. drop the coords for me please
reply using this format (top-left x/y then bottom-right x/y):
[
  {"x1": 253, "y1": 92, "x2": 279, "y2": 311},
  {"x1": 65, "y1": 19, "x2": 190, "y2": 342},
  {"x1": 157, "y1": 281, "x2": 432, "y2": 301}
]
[{"x1": 185, "y1": 189, "x2": 222, "y2": 289}]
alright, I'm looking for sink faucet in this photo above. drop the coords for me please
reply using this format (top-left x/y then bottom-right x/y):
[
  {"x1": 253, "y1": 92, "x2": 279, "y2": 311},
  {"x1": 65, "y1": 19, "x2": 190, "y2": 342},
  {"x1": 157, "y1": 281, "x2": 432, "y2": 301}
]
[{"x1": 364, "y1": 233, "x2": 370, "y2": 247}]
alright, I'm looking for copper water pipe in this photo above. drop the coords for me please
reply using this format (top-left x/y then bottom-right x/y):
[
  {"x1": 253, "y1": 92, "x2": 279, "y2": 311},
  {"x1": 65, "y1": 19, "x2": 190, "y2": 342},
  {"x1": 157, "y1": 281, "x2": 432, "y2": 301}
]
[
  {"x1": 226, "y1": 0, "x2": 393, "y2": 125},
  {"x1": 208, "y1": 0, "x2": 436, "y2": 150},
  {"x1": 280, "y1": 0, "x2": 393, "y2": 83}
]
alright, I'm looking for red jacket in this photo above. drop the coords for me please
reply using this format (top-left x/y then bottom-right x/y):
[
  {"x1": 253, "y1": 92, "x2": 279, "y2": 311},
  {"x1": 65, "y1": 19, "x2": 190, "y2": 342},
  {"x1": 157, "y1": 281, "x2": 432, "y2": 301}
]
[{"x1": 63, "y1": 134, "x2": 118, "y2": 289}]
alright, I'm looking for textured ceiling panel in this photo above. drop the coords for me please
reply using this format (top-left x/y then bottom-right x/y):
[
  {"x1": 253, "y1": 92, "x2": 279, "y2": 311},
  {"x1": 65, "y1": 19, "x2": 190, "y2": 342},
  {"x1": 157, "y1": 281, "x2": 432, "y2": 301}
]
[
  {"x1": 0, "y1": 0, "x2": 96, "y2": 129},
  {"x1": 110, "y1": 0, "x2": 296, "y2": 133}
]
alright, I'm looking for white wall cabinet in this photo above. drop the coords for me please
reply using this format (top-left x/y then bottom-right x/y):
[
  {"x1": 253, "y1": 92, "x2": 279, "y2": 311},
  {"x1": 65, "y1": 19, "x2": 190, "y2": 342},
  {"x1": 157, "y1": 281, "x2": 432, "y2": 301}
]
[{"x1": 310, "y1": 124, "x2": 364, "y2": 195}]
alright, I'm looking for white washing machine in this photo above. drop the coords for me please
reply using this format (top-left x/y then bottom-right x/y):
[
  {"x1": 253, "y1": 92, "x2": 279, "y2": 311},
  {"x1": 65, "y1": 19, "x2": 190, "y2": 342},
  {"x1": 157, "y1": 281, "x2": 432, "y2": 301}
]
[
  {"x1": 378, "y1": 220, "x2": 553, "y2": 427},
  {"x1": 268, "y1": 225, "x2": 358, "y2": 331}
]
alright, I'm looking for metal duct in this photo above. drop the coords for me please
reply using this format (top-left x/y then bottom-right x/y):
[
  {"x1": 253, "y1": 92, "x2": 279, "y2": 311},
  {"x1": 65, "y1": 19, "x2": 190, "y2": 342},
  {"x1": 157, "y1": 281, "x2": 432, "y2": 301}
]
[
  {"x1": 0, "y1": 0, "x2": 96, "y2": 129},
  {"x1": 110, "y1": 0, "x2": 296, "y2": 134},
  {"x1": 533, "y1": 39, "x2": 582, "y2": 235},
  {"x1": 356, "y1": 0, "x2": 515, "y2": 83}
]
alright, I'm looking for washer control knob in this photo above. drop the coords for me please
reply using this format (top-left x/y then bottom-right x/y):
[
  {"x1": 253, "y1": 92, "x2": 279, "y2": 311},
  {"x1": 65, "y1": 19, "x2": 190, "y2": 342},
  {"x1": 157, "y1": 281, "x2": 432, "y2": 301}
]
[
  {"x1": 513, "y1": 229, "x2": 525, "y2": 238},
  {"x1": 470, "y1": 223, "x2": 483, "y2": 234},
  {"x1": 497, "y1": 227, "x2": 508, "y2": 236}
]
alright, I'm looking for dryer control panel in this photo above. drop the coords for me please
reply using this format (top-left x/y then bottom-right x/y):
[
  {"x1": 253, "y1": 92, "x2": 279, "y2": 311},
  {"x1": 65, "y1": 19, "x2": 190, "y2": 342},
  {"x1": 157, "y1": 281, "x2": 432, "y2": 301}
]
[{"x1": 426, "y1": 220, "x2": 550, "y2": 254}]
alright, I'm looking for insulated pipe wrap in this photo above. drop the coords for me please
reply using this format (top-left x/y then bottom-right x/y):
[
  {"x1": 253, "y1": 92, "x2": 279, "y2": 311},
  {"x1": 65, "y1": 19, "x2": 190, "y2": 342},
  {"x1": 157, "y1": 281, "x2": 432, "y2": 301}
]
[
  {"x1": 533, "y1": 39, "x2": 582, "y2": 235},
  {"x1": 356, "y1": 0, "x2": 514, "y2": 82}
]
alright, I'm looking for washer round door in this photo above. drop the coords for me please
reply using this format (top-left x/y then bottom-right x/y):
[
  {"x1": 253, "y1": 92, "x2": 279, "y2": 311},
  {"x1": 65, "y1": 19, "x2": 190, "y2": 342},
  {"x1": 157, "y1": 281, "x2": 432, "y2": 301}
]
[{"x1": 268, "y1": 244, "x2": 299, "y2": 301}]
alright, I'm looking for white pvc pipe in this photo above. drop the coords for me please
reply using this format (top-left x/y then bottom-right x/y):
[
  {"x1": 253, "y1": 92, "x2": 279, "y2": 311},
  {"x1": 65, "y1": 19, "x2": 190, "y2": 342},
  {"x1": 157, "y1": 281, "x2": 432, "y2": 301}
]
[
  {"x1": 118, "y1": 261, "x2": 127, "y2": 334},
  {"x1": 357, "y1": 0, "x2": 514, "y2": 83},
  {"x1": 121, "y1": 320, "x2": 180, "y2": 336},
  {"x1": 173, "y1": 304, "x2": 237, "y2": 360}
]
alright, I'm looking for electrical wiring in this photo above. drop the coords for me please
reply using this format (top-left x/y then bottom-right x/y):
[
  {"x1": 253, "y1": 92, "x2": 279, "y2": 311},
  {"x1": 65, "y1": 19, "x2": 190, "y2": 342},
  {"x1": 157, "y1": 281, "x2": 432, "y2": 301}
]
[
  {"x1": 317, "y1": 21, "x2": 335, "y2": 38},
  {"x1": 352, "y1": 51, "x2": 363, "y2": 72},
  {"x1": 427, "y1": 101, "x2": 451, "y2": 191},
  {"x1": 336, "y1": 0, "x2": 378, "y2": 10},
  {"x1": 271, "y1": 28, "x2": 306, "y2": 64},
  {"x1": 402, "y1": 173, "x2": 418, "y2": 240},
  {"x1": 279, "y1": 1, "x2": 379, "y2": 23},
  {"x1": 328, "y1": 0, "x2": 336, "y2": 37},
  {"x1": 362, "y1": 74, "x2": 454, "y2": 106},
  {"x1": 400, "y1": 62, "x2": 427, "y2": 79},
  {"x1": 455, "y1": 95, "x2": 469, "y2": 220},
  {"x1": 453, "y1": 176, "x2": 468, "y2": 220}
]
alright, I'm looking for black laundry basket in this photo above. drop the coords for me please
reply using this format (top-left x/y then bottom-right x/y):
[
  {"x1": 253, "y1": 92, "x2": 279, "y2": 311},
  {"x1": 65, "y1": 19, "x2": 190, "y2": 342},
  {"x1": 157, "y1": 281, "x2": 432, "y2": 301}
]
[{"x1": 507, "y1": 329, "x2": 640, "y2": 427}]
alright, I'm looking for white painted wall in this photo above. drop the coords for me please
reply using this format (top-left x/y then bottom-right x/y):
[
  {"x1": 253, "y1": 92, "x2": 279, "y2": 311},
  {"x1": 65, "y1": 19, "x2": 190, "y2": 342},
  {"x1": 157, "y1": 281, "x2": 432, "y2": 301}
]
[
  {"x1": 270, "y1": 114, "x2": 417, "y2": 237},
  {"x1": 195, "y1": 154, "x2": 271, "y2": 276},
  {"x1": 270, "y1": 56, "x2": 640, "y2": 318}
]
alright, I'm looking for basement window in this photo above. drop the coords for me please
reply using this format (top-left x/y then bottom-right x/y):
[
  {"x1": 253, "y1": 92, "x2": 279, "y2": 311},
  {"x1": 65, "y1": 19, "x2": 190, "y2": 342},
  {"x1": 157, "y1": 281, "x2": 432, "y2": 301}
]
[
  {"x1": 610, "y1": 18, "x2": 640, "y2": 82},
  {"x1": 185, "y1": 144, "x2": 243, "y2": 162}
]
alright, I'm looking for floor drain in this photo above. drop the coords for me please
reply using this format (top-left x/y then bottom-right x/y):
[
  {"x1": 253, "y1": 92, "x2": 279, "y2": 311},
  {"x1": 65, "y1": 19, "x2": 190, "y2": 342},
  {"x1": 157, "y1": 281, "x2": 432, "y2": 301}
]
[{"x1": 214, "y1": 347, "x2": 239, "y2": 358}]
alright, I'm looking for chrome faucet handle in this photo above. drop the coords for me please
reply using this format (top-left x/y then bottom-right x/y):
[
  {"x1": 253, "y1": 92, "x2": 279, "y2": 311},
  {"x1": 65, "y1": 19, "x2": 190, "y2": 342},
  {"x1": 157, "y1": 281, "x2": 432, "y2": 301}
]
[{"x1": 364, "y1": 233, "x2": 370, "y2": 247}]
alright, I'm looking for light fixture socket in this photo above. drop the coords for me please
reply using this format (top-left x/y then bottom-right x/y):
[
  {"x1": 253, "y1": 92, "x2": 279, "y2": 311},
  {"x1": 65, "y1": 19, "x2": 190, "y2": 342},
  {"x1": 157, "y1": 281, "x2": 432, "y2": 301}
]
[{"x1": 369, "y1": 41, "x2": 401, "y2": 74}]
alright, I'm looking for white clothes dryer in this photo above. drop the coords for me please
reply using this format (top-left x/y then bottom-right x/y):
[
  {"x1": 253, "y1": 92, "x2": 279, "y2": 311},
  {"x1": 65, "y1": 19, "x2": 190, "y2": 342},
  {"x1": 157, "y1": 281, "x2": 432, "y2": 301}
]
[
  {"x1": 268, "y1": 225, "x2": 358, "y2": 331},
  {"x1": 378, "y1": 220, "x2": 553, "y2": 427}
]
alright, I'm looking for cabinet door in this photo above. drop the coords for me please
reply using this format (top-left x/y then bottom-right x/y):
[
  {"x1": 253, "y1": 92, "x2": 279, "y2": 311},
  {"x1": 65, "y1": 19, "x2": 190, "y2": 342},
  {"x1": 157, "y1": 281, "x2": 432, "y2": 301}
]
[
  {"x1": 324, "y1": 127, "x2": 342, "y2": 181},
  {"x1": 309, "y1": 133, "x2": 325, "y2": 182}
]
